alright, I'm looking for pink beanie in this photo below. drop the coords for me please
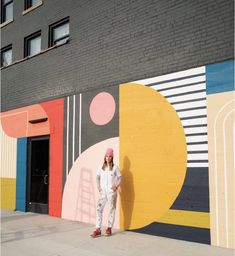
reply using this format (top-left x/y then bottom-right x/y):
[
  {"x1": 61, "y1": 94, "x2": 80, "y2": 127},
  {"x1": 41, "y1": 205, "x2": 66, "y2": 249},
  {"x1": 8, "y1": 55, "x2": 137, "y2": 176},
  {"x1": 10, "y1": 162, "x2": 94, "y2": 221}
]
[{"x1": 105, "y1": 148, "x2": 114, "y2": 157}]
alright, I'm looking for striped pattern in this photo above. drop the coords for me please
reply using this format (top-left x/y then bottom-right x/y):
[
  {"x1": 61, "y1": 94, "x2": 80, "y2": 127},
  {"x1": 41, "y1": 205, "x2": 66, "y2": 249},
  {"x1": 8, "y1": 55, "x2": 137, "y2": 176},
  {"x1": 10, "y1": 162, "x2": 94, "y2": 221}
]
[
  {"x1": 63, "y1": 87, "x2": 119, "y2": 189},
  {"x1": 207, "y1": 92, "x2": 235, "y2": 249},
  {"x1": 0, "y1": 125, "x2": 17, "y2": 210},
  {"x1": 0, "y1": 125, "x2": 17, "y2": 178},
  {"x1": 63, "y1": 94, "x2": 82, "y2": 184},
  {"x1": 134, "y1": 66, "x2": 208, "y2": 168},
  {"x1": 134, "y1": 67, "x2": 210, "y2": 217}
]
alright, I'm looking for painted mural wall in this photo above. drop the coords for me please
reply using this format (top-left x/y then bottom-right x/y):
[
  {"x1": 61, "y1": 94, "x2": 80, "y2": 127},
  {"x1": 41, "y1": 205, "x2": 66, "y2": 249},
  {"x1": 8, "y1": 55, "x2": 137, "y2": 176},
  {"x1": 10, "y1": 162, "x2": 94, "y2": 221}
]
[{"x1": 0, "y1": 59, "x2": 234, "y2": 248}]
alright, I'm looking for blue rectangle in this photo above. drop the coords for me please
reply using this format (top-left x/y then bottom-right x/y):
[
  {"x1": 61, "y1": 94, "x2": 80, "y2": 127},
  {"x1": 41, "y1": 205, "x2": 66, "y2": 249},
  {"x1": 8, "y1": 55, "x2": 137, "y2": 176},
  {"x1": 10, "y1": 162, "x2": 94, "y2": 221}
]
[
  {"x1": 206, "y1": 59, "x2": 234, "y2": 95},
  {"x1": 16, "y1": 138, "x2": 27, "y2": 212}
]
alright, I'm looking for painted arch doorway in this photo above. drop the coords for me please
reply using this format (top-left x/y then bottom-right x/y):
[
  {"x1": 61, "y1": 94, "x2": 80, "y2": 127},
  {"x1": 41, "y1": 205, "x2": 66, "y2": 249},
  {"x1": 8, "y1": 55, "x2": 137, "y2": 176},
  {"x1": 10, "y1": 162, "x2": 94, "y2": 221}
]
[{"x1": 27, "y1": 136, "x2": 49, "y2": 214}]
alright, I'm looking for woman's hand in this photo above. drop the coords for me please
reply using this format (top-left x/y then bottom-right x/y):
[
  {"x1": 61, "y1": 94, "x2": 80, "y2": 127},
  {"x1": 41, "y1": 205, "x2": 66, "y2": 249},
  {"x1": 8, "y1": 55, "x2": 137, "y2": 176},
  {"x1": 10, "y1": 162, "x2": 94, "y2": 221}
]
[{"x1": 112, "y1": 186, "x2": 118, "y2": 192}]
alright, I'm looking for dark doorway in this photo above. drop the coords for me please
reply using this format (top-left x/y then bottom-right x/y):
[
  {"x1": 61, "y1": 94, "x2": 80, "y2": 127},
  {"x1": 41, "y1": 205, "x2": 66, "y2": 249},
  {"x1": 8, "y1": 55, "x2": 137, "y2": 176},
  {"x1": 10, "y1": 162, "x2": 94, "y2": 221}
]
[{"x1": 27, "y1": 136, "x2": 49, "y2": 214}]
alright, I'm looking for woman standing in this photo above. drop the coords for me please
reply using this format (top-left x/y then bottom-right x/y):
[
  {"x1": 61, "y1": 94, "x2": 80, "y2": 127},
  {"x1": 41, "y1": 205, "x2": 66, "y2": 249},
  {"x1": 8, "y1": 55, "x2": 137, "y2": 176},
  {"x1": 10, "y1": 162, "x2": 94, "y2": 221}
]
[{"x1": 90, "y1": 148, "x2": 122, "y2": 237}]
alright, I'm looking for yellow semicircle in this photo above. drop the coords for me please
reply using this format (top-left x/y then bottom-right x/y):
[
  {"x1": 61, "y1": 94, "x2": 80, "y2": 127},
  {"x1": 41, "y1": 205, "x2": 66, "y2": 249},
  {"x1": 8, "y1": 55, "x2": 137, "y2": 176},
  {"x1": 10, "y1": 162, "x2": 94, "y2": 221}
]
[{"x1": 119, "y1": 83, "x2": 187, "y2": 230}]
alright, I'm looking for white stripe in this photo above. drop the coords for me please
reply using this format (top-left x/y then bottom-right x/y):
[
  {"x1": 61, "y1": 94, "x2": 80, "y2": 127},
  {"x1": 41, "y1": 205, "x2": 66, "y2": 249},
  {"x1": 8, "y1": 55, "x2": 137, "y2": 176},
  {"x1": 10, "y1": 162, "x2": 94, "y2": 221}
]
[
  {"x1": 181, "y1": 117, "x2": 207, "y2": 126},
  {"x1": 187, "y1": 162, "x2": 208, "y2": 167},
  {"x1": 223, "y1": 109, "x2": 234, "y2": 248},
  {"x1": 79, "y1": 94, "x2": 82, "y2": 156},
  {"x1": 167, "y1": 91, "x2": 206, "y2": 103},
  {"x1": 152, "y1": 77, "x2": 205, "y2": 92},
  {"x1": 173, "y1": 100, "x2": 206, "y2": 111},
  {"x1": 66, "y1": 96, "x2": 70, "y2": 178},
  {"x1": 133, "y1": 66, "x2": 205, "y2": 85},
  {"x1": 187, "y1": 153, "x2": 208, "y2": 161},
  {"x1": 184, "y1": 126, "x2": 207, "y2": 134},
  {"x1": 178, "y1": 108, "x2": 207, "y2": 118},
  {"x1": 213, "y1": 99, "x2": 235, "y2": 246},
  {"x1": 187, "y1": 144, "x2": 208, "y2": 151},
  {"x1": 159, "y1": 83, "x2": 206, "y2": 97},
  {"x1": 72, "y1": 95, "x2": 76, "y2": 163},
  {"x1": 186, "y1": 135, "x2": 208, "y2": 143}
]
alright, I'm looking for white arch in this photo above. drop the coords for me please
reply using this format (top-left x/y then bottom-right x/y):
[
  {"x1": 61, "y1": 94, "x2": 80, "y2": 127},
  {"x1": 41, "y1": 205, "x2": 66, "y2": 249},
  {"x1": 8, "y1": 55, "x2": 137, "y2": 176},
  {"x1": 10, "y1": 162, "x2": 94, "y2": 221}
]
[
  {"x1": 213, "y1": 99, "x2": 235, "y2": 246},
  {"x1": 223, "y1": 109, "x2": 235, "y2": 247}
]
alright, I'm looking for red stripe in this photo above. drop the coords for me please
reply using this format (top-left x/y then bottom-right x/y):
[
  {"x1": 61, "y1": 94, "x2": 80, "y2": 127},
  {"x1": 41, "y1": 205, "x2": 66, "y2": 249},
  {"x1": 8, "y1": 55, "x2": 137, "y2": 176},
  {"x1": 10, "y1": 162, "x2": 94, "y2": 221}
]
[{"x1": 41, "y1": 99, "x2": 64, "y2": 217}]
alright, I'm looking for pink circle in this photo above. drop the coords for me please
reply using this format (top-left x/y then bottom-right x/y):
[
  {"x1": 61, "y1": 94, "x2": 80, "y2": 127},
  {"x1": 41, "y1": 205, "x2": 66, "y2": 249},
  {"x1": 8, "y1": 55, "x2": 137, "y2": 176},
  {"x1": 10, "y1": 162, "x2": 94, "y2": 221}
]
[{"x1": 89, "y1": 92, "x2": 116, "y2": 125}]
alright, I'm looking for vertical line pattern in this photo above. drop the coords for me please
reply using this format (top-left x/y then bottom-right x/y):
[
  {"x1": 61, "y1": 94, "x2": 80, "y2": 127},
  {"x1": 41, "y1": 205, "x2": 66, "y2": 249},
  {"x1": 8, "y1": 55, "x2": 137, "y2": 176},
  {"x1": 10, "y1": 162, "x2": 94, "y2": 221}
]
[
  {"x1": 223, "y1": 109, "x2": 234, "y2": 247},
  {"x1": 213, "y1": 99, "x2": 235, "y2": 246},
  {"x1": 66, "y1": 96, "x2": 70, "y2": 178},
  {"x1": 79, "y1": 93, "x2": 82, "y2": 156},
  {"x1": 72, "y1": 95, "x2": 76, "y2": 164}
]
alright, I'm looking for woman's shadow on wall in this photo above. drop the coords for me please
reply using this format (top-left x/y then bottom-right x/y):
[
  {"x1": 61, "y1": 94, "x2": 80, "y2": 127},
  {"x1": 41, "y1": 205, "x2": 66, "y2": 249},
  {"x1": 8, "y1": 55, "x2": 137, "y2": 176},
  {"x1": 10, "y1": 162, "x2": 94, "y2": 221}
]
[{"x1": 120, "y1": 156, "x2": 135, "y2": 230}]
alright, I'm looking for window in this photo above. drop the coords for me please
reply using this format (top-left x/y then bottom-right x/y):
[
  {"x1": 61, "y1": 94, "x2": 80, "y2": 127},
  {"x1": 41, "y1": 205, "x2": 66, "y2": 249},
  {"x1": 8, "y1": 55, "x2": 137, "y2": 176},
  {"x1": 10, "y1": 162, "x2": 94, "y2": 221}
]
[
  {"x1": 1, "y1": 0, "x2": 13, "y2": 23},
  {"x1": 1, "y1": 45, "x2": 12, "y2": 67},
  {"x1": 24, "y1": 31, "x2": 41, "y2": 57},
  {"x1": 24, "y1": 0, "x2": 41, "y2": 10},
  {"x1": 49, "y1": 17, "x2": 69, "y2": 47}
]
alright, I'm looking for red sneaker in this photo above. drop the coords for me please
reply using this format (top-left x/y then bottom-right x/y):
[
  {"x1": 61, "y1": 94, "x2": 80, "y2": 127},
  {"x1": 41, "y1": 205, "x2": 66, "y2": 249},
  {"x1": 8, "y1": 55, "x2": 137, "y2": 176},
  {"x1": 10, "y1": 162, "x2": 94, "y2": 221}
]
[
  {"x1": 90, "y1": 228, "x2": 101, "y2": 238},
  {"x1": 105, "y1": 227, "x2": 112, "y2": 236}
]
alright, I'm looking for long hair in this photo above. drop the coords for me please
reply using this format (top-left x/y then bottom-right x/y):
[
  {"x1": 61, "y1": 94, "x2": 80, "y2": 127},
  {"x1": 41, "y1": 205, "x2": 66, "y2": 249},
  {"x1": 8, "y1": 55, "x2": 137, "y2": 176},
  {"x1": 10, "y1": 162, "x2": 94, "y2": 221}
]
[{"x1": 102, "y1": 156, "x2": 114, "y2": 171}]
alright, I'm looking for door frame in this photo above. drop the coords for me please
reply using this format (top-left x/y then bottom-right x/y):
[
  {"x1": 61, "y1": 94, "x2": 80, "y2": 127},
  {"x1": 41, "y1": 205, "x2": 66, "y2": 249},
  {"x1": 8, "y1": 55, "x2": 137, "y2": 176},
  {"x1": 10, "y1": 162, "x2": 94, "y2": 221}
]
[{"x1": 27, "y1": 135, "x2": 50, "y2": 214}]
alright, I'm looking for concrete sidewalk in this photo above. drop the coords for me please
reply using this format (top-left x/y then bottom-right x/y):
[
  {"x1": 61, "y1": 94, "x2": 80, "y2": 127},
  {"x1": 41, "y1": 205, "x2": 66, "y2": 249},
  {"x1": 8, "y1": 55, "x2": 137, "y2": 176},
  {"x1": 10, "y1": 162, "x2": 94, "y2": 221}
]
[{"x1": 1, "y1": 210, "x2": 234, "y2": 256}]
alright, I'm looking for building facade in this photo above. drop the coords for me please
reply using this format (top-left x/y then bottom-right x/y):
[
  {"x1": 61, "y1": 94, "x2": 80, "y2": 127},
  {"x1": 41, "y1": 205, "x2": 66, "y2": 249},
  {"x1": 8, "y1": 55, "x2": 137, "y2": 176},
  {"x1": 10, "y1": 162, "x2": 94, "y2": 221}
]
[{"x1": 1, "y1": 0, "x2": 234, "y2": 249}]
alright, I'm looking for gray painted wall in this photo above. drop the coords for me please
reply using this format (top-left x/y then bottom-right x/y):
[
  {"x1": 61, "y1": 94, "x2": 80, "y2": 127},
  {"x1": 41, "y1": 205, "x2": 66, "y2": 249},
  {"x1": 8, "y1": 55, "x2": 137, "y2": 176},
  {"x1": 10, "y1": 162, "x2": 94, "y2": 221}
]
[{"x1": 1, "y1": 0, "x2": 234, "y2": 111}]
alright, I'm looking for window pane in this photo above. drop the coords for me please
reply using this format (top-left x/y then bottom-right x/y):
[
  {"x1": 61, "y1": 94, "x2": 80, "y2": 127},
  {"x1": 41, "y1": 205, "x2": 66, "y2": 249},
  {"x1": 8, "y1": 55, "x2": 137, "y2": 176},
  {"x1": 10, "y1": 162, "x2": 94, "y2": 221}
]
[
  {"x1": 53, "y1": 22, "x2": 69, "y2": 41},
  {"x1": 4, "y1": 0, "x2": 12, "y2": 4},
  {"x1": 29, "y1": 36, "x2": 41, "y2": 56},
  {"x1": 2, "y1": 49, "x2": 12, "y2": 66},
  {"x1": 5, "y1": 2, "x2": 13, "y2": 21},
  {"x1": 32, "y1": 0, "x2": 41, "y2": 6}
]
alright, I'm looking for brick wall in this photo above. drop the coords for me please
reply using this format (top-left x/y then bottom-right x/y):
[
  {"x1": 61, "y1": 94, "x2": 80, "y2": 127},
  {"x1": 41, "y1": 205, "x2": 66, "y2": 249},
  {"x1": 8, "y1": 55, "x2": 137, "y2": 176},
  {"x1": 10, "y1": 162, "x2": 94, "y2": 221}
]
[{"x1": 1, "y1": 0, "x2": 234, "y2": 111}]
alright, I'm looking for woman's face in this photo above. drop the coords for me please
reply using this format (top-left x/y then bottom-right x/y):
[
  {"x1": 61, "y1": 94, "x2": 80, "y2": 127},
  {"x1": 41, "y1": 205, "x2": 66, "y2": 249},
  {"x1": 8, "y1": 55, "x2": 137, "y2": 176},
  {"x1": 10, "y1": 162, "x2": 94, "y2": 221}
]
[{"x1": 105, "y1": 155, "x2": 113, "y2": 164}]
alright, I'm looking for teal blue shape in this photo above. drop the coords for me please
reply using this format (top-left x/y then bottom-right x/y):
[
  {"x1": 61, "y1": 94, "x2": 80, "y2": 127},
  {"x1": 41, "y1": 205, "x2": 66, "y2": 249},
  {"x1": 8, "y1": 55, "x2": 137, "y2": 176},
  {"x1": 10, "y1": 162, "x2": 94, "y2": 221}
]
[
  {"x1": 16, "y1": 138, "x2": 27, "y2": 212},
  {"x1": 206, "y1": 59, "x2": 234, "y2": 95}
]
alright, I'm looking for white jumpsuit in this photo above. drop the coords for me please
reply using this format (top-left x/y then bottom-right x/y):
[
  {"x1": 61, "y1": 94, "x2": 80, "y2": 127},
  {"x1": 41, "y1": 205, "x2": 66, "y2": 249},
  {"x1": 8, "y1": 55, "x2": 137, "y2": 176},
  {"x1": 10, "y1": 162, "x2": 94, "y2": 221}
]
[{"x1": 96, "y1": 164, "x2": 122, "y2": 229}]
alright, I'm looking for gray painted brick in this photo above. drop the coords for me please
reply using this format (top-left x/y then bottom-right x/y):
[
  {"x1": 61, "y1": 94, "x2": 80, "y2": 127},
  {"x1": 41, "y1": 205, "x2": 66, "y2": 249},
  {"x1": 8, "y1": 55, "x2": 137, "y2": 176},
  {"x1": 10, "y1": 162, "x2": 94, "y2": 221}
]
[{"x1": 1, "y1": 0, "x2": 234, "y2": 111}]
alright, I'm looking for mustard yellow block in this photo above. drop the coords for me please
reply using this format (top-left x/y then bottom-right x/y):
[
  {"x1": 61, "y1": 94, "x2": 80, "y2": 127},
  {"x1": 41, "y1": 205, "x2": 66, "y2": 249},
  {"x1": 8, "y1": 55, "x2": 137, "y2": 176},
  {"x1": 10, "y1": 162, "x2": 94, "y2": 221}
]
[
  {"x1": 0, "y1": 178, "x2": 16, "y2": 210},
  {"x1": 157, "y1": 209, "x2": 210, "y2": 229},
  {"x1": 119, "y1": 83, "x2": 187, "y2": 229}
]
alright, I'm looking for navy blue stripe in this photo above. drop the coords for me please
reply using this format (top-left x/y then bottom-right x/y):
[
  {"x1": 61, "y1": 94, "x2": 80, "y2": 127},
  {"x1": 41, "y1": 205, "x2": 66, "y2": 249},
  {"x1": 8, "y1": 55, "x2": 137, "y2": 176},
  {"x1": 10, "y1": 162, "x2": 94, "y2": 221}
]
[
  {"x1": 187, "y1": 141, "x2": 208, "y2": 145},
  {"x1": 147, "y1": 73, "x2": 205, "y2": 87},
  {"x1": 188, "y1": 151, "x2": 208, "y2": 154},
  {"x1": 187, "y1": 160, "x2": 208, "y2": 163},
  {"x1": 157, "y1": 81, "x2": 205, "y2": 92},
  {"x1": 172, "y1": 97, "x2": 207, "y2": 105},
  {"x1": 185, "y1": 132, "x2": 207, "y2": 136},
  {"x1": 184, "y1": 124, "x2": 207, "y2": 128},
  {"x1": 131, "y1": 222, "x2": 210, "y2": 244},
  {"x1": 165, "y1": 89, "x2": 206, "y2": 98},
  {"x1": 181, "y1": 115, "x2": 207, "y2": 120},
  {"x1": 177, "y1": 106, "x2": 206, "y2": 112}
]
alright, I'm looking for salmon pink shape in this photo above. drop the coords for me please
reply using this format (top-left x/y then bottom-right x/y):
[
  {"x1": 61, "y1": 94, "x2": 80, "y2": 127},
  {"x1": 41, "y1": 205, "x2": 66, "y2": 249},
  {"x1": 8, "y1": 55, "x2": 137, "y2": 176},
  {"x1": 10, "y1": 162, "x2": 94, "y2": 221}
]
[
  {"x1": 1, "y1": 104, "x2": 49, "y2": 138},
  {"x1": 62, "y1": 137, "x2": 120, "y2": 228},
  {"x1": 89, "y1": 92, "x2": 116, "y2": 125}
]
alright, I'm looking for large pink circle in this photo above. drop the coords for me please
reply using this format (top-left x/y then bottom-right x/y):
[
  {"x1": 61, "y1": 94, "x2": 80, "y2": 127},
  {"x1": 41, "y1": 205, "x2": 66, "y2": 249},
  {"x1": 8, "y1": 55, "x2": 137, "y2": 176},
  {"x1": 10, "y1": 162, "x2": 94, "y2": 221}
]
[{"x1": 89, "y1": 92, "x2": 116, "y2": 125}]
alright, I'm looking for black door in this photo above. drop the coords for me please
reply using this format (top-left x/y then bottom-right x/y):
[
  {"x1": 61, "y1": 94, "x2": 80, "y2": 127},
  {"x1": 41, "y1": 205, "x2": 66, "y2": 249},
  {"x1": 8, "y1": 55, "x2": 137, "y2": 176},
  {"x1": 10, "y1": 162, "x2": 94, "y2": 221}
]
[{"x1": 27, "y1": 136, "x2": 49, "y2": 214}]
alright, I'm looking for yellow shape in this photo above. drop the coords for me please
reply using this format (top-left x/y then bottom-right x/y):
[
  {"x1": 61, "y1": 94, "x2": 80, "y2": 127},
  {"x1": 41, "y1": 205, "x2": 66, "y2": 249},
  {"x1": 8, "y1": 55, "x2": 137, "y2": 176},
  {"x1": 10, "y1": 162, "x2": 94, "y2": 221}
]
[
  {"x1": 157, "y1": 209, "x2": 210, "y2": 229},
  {"x1": 119, "y1": 83, "x2": 187, "y2": 229},
  {"x1": 0, "y1": 178, "x2": 16, "y2": 210}
]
